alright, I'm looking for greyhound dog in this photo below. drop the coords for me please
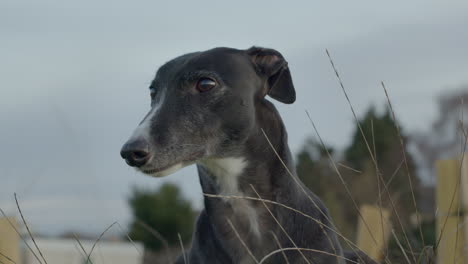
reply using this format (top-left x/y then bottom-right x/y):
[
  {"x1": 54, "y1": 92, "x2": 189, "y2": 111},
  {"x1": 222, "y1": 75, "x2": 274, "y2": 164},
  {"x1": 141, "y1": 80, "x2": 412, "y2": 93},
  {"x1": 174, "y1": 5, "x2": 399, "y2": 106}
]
[{"x1": 121, "y1": 47, "x2": 376, "y2": 264}]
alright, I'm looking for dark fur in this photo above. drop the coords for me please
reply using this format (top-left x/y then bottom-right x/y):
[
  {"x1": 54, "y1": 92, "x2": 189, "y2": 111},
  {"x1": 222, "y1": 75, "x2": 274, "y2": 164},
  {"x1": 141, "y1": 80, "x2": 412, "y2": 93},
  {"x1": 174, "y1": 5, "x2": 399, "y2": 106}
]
[{"x1": 121, "y1": 47, "x2": 377, "y2": 264}]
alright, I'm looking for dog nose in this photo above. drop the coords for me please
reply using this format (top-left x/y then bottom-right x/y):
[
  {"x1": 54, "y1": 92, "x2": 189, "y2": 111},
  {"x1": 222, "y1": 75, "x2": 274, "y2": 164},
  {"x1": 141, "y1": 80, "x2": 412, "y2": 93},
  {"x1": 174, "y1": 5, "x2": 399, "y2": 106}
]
[{"x1": 120, "y1": 139, "x2": 151, "y2": 167}]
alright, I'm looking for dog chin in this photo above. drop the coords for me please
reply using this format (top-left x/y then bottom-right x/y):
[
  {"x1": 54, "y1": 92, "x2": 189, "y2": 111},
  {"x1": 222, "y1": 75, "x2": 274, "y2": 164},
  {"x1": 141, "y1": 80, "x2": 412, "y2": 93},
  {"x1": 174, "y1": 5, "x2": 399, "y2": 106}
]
[{"x1": 142, "y1": 162, "x2": 189, "y2": 178}]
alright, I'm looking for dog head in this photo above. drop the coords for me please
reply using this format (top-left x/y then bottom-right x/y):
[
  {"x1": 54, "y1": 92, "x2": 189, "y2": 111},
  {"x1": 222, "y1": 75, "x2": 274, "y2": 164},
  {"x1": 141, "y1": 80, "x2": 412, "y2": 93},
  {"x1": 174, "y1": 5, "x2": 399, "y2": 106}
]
[{"x1": 120, "y1": 47, "x2": 295, "y2": 177}]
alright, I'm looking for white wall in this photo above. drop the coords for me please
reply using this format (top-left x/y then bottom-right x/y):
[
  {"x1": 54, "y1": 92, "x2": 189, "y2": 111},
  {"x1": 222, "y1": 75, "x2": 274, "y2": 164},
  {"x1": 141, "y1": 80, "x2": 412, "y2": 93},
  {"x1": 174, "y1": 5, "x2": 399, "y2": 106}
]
[{"x1": 22, "y1": 238, "x2": 143, "y2": 264}]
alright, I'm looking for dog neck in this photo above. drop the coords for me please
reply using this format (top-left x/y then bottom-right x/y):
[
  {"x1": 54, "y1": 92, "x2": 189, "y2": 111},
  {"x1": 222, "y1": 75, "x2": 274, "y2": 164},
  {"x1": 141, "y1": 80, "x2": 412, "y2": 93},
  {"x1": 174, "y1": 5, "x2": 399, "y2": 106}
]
[
  {"x1": 198, "y1": 99, "x2": 293, "y2": 205},
  {"x1": 196, "y1": 99, "x2": 295, "y2": 262}
]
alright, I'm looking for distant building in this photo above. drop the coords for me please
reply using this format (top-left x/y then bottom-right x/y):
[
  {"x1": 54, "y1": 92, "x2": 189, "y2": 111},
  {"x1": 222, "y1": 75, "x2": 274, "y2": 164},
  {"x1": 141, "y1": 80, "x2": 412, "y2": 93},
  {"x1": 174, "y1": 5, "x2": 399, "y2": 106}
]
[
  {"x1": 22, "y1": 238, "x2": 143, "y2": 264},
  {"x1": 1, "y1": 216, "x2": 144, "y2": 264}
]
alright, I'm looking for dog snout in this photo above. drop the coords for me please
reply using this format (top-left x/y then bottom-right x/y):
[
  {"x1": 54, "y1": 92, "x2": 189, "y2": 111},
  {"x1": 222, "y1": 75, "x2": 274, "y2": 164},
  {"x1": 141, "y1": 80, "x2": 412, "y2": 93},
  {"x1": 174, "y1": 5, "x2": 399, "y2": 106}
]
[{"x1": 120, "y1": 139, "x2": 151, "y2": 167}]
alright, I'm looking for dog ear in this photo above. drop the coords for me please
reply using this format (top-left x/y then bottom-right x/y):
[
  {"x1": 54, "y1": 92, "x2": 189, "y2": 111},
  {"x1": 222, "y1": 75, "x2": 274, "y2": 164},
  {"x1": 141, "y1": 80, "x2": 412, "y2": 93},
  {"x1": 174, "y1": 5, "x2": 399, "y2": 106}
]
[{"x1": 246, "y1": 47, "x2": 296, "y2": 104}]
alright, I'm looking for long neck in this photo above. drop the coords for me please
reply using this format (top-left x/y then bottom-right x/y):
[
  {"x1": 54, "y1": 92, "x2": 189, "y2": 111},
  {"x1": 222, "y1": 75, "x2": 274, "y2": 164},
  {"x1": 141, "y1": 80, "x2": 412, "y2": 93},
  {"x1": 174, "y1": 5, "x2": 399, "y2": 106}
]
[
  {"x1": 199, "y1": 99, "x2": 295, "y2": 203},
  {"x1": 194, "y1": 100, "x2": 297, "y2": 262}
]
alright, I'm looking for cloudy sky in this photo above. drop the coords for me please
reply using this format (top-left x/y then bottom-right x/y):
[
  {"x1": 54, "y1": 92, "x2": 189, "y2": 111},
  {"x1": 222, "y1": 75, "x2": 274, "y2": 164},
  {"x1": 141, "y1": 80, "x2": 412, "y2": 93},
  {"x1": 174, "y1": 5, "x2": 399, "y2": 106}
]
[{"x1": 1, "y1": 1, "x2": 468, "y2": 235}]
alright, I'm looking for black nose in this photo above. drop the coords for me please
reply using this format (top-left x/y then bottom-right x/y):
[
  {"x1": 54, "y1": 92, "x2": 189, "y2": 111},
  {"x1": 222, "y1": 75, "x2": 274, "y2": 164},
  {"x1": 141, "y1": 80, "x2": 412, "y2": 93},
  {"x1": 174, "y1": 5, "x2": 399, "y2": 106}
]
[{"x1": 120, "y1": 139, "x2": 151, "y2": 167}]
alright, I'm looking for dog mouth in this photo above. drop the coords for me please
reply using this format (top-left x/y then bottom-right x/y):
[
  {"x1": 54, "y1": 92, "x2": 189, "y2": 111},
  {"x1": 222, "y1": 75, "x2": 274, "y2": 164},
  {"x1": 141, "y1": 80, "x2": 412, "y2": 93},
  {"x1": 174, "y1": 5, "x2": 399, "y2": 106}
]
[
  {"x1": 139, "y1": 150, "x2": 204, "y2": 175},
  {"x1": 142, "y1": 163, "x2": 181, "y2": 174}
]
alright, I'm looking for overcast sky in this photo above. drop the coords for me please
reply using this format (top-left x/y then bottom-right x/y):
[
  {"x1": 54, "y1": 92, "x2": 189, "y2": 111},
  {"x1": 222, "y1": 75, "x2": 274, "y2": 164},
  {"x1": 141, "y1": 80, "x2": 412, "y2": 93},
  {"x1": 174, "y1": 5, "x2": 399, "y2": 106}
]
[{"x1": 1, "y1": 1, "x2": 468, "y2": 235}]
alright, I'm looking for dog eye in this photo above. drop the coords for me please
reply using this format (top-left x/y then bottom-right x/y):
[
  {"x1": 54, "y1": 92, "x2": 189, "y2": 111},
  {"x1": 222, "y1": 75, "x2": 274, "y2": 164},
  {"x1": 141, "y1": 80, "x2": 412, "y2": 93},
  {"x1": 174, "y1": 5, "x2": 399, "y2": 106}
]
[{"x1": 196, "y1": 78, "x2": 217, "y2": 92}]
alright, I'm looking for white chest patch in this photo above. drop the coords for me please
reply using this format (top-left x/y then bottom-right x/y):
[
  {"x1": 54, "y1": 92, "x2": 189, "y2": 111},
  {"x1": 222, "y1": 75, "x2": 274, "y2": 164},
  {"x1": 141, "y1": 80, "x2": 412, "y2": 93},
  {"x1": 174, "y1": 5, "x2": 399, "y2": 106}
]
[
  {"x1": 200, "y1": 157, "x2": 261, "y2": 238},
  {"x1": 202, "y1": 157, "x2": 247, "y2": 195}
]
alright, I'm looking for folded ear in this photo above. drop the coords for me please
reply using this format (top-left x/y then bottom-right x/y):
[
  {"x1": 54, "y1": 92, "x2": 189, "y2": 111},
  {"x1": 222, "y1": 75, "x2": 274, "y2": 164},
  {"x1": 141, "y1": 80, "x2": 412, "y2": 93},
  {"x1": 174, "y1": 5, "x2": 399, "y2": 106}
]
[{"x1": 246, "y1": 46, "x2": 296, "y2": 104}]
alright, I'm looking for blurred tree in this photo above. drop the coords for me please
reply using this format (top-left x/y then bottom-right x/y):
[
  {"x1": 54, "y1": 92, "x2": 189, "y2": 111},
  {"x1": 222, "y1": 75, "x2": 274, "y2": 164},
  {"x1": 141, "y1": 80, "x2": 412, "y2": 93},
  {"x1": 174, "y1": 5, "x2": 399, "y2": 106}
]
[
  {"x1": 345, "y1": 106, "x2": 397, "y2": 170},
  {"x1": 343, "y1": 107, "x2": 420, "y2": 223},
  {"x1": 128, "y1": 183, "x2": 196, "y2": 251},
  {"x1": 296, "y1": 106, "x2": 421, "y2": 246}
]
